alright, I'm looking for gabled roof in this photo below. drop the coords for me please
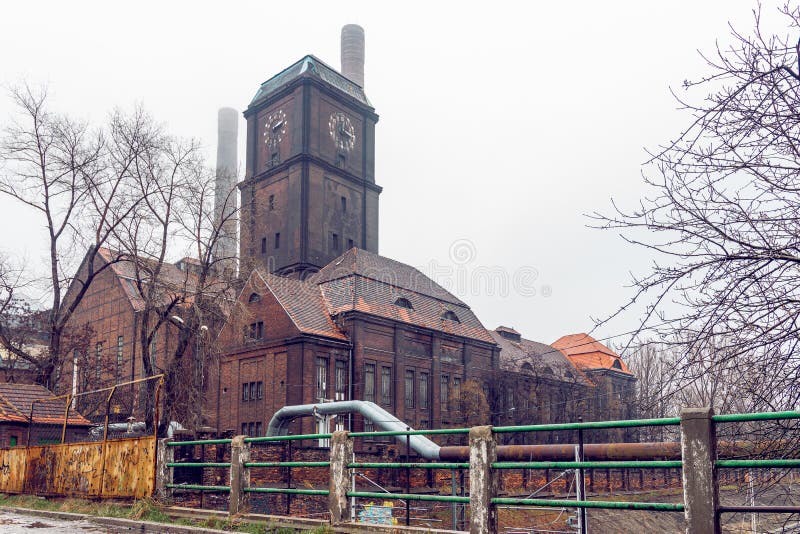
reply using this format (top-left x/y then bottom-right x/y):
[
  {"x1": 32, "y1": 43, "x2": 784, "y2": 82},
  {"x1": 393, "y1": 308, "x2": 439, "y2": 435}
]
[
  {"x1": 249, "y1": 55, "x2": 371, "y2": 108},
  {"x1": 490, "y1": 329, "x2": 591, "y2": 385},
  {"x1": 310, "y1": 248, "x2": 466, "y2": 306},
  {"x1": 96, "y1": 247, "x2": 230, "y2": 313},
  {"x1": 254, "y1": 270, "x2": 348, "y2": 341},
  {"x1": 312, "y1": 249, "x2": 495, "y2": 344},
  {"x1": 0, "y1": 383, "x2": 91, "y2": 426},
  {"x1": 551, "y1": 333, "x2": 632, "y2": 375}
]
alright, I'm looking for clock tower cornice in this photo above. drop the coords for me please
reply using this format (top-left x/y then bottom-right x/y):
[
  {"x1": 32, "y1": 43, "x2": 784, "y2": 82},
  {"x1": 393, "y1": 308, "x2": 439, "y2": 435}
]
[{"x1": 237, "y1": 153, "x2": 383, "y2": 194}]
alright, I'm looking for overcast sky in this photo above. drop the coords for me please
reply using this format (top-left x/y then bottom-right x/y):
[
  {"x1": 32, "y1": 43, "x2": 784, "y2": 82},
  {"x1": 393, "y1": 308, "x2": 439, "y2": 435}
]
[{"x1": 0, "y1": 1, "x2": 777, "y2": 351}]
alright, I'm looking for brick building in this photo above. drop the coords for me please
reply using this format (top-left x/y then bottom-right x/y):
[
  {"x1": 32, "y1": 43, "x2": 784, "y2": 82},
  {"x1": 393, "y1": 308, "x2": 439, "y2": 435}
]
[
  {"x1": 57, "y1": 247, "x2": 202, "y2": 422},
  {"x1": 49, "y1": 25, "x2": 637, "y2": 441},
  {"x1": 214, "y1": 248, "x2": 498, "y2": 438}
]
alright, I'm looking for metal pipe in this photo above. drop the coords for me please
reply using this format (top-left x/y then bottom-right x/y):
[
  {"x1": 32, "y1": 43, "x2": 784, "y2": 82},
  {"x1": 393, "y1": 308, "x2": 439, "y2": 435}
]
[{"x1": 266, "y1": 400, "x2": 441, "y2": 459}]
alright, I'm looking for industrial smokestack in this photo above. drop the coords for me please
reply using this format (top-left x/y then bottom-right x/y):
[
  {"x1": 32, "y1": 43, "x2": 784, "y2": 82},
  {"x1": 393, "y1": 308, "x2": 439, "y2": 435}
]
[
  {"x1": 213, "y1": 107, "x2": 239, "y2": 273},
  {"x1": 341, "y1": 24, "x2": 365, "y2": 88}
]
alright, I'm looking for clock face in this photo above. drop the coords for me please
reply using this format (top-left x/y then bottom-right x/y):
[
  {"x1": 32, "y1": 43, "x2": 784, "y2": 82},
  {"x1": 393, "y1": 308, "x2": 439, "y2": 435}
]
[
  {"x1": 263, "y1": 109, "x2": 287, "y2": 150},
  {"x1": 328, "y1": 112, "x2": 356, "y2": 152}
]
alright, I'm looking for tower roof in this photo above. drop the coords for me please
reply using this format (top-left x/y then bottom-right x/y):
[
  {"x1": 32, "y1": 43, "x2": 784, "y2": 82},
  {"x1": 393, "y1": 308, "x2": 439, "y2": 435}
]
[
  {"x1": 551, "y1": 333, "x2": 632, "y2": 375},
  {"x1": 249, "y1": 55, "x2": 371, "y2": 108}
]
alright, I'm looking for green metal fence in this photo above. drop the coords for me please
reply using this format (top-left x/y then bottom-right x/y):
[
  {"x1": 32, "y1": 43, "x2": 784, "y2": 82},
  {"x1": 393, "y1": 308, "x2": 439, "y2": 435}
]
[{"x1": 163, "y1": 409, "x2": 800, "y2": 531}]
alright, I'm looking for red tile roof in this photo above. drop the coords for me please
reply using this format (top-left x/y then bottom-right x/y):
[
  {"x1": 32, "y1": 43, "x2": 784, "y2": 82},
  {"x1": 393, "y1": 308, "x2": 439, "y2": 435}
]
[
  {"x1": 551, "y1": 333, "x2": 632, "y2": 375},
  {"x1": 97, "y1": 247, "x2": 231, "y2": 313},
  {"x1": 313, "y1": 249, "x2": 495, "y2": 344},
  {"x1": 255, "y1": 270, "x2": 348, "y2": 341},
  {"x1": 0, "y1": 383, "x2": 91, "y2": 426}
]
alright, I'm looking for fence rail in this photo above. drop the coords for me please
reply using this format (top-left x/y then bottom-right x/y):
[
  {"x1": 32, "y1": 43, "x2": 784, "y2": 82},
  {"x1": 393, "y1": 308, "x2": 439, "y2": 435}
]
[{"x1": 161, "y1": 408, "x2": 800, "y2": 533}]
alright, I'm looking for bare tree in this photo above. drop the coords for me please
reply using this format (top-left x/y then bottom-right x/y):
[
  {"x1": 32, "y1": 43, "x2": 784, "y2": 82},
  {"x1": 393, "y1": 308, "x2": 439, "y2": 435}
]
[
  {"x1": 114, "y1": 129, "x2": 238, "y2": 432},
  {"x1": 595, "y1": 5, "x2": 800, "y2": 412},
  {"x1": 0, "y1": 86, "x2": 148, "y2": 387}
]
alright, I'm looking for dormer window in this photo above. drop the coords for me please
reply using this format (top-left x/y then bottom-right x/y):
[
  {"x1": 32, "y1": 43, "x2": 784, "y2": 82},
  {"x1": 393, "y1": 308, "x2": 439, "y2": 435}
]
[
  {"x1": 442, "y1": 310, "x2": 460, "y2": 323},
  {"x1": 612, "y1": 360, "x2": 622, "y2": 370},
  {"x1": 394, "y1": 297, "x2": 413, "y2": 310},
  {"x1": 248, "y1": 293, "x2": 261, "y2": 303}
]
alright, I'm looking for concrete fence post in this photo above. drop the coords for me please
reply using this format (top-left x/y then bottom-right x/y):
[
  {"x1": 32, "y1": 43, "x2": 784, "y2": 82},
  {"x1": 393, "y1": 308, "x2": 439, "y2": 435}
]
[
  {"x1": 469, "y1": 425, "x2": 498, "y2": 534},
  {"x1": 229, "y1": 435, "x2": 250, "y2": 516},
  {"x1": 154, "y1": 438, "x2": 173, "y2": 501},
  {"x1": 329, "y1": 430, "x2": 353, "y2": 525},
  {"x1": 680, "y1": 407, "x2": 720, "y2": 534}
]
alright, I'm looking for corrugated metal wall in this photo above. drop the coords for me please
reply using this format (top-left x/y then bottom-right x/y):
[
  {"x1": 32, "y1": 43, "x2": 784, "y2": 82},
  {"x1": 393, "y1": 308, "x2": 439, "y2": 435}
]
[{"x1": 0, "y1": 436, "x2": 155, "y2": 498}]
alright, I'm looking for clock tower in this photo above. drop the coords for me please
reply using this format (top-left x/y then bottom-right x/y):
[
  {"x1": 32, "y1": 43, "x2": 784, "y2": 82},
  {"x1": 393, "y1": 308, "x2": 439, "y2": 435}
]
[{"x1": 240, "y1": 27, "x2": 381, "y2": 279}]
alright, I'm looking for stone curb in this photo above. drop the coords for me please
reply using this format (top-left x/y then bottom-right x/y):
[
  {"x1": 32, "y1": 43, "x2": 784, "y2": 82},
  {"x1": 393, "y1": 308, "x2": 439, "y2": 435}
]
[{"x1": 0, "y1": 506, "x2": 231, "y2": 533}]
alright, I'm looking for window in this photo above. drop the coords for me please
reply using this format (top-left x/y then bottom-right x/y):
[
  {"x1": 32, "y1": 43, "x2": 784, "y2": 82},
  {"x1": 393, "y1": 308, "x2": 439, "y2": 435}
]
[
  {"x1": 404, "y1": 370, "x2": 415, "y2": 409},
  {"x1": 242, "y1": 383, "x2": 249, "y2": 402},
  {"x1": 261, "y1": 237, "x2": 267, "y2": 254},
  {"x1": 442, "y1": 310, "x2": 460, "y2": 323},
  {"x1": 419, "y1": 373, "x2": 429, "y2": 410},
  {"x1": 335, "y1": 360, "x2": 347, "y2": 401},
  {"x1": 453, "y1": 377, "x2": 461, "y2": 408},
  {"x1": 381, "y1": 366, "x2": 392, "y2": 405},
  {"x1": 394, "y1": 297, "x2": 413, "y2": 310},
  {"x1": 9, "y1": 436, "x2": 17, "y2": 447},
  {"x1": 341, "y1": 196, "x2": 347, "y2": 212},
  {"x1": 248, "y1": 293, "x2": 261, "y2": 303},
  {"x1": 364, "y1": 419, "x2": 374, "y2": 433},
  {"x1": 419, "y1": 420, "x2": 428, "y2": 430},
  {"x1": 116, "y1": 336, "x2": 123, "y2": 380},
  {"x1": 248, "y1": 321, "x2": 264, "y2": 340},
  {"x1": 332, "y1": 233, "x2": 340, "y2": 252},
  {"x1": 257, "y1": 381, "x2": 263, "y2": 400},
  {"x1": 348, "y1": 238, "x2": 354, "y2": 249},
  {"x1": 95, "y1": 342, "x2": 103, "y2": 380},
  {"x1": 336, "y1": 154, "x2": 346, "y2": 167},
  {"x1": 440, "y1": 375, "x2": 449, "y2": 411},
  {"x1": 364, "y1": 363, "x2": 375, "y2": 402},
  {"x1": 274, "y1": 233, "x2": 280, "y2": 249},
  {"x1": 255, "y1": 422, "x2": 262, "y2": 437},
  {"x1": 270, "y1": 151, "x2": 279, "y2": 166},
  {"x1": 612, "y1": 359, "x2": 622, "y2": 370},
  {"x1": 506, "y1": 389, "x2": 515, "y2": 411},
  {"x1": 241, "y1": 423, "x2": 247, "y2": 435},
  {"x1": 249, "y1": 382, "x2": 257, "y2": 401},
  {"x1": 268, "y1": 195, "x2": 275, "y2": 211},
  {"x1": 316, "y1": 357, "x2": 328, "y2": 401}
]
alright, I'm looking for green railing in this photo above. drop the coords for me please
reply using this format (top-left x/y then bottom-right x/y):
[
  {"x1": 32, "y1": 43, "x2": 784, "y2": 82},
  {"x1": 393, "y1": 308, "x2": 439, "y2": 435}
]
[{"x1": 163, "y1": 409, "x2": 800, "y2": 530}]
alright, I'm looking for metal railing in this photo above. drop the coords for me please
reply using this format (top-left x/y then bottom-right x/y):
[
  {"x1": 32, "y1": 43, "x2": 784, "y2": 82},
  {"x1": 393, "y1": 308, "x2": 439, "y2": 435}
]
[{"x1": 161, "y1": 409, "x2": 800, "y2": 533}]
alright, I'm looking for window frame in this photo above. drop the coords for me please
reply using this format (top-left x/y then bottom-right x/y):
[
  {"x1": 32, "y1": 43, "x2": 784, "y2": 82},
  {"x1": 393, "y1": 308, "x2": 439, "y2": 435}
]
[
  {"x1": 404, "y1": 369, "x2": 415, "y2": 409},
  {"x1": 364, "y1": 363, "x2": 376, "y2": 402},
  {"x1": 419, "y1": 372, "x2": 429, "y2": 410},
  {"x1": 381, "y1": 366, "x2": 392, "y2": 406}
]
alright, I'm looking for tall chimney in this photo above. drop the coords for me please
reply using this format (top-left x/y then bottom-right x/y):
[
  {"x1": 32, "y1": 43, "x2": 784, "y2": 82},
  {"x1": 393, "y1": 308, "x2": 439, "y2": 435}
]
[
  {"x1": 341, "y1": 24, "x2": 365, "y2": 88},
  {"x1": 213, "y1": 107, "x2": 239, "y2": 273}
]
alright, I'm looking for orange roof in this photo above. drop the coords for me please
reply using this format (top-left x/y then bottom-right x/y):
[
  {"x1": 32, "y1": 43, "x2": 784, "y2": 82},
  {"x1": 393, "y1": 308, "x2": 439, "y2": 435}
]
[{"x1": 551, "y1": 333, "x2": 632, "y2": 375}]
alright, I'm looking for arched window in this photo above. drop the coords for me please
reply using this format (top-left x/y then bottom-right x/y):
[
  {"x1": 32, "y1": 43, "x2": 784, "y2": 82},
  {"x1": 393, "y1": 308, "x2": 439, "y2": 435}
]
[
  {"x1": 394, "y1": 297, "x2": 413, "y2": 310},
  {"x1": 248, "y1": 293, "x2": 261, "y2": 303},
  {"x1": 441, "y1": 310, "x2": 460, "y2": 323},
  {"x1": 521, "y1": 362, "x2": 534, "y2": 374}
]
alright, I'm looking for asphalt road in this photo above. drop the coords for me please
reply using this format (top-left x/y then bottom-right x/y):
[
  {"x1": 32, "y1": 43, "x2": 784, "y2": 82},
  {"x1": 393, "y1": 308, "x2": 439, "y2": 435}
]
[{"x1": 0, "y1": 509, "x2": 111, "y2": 533}]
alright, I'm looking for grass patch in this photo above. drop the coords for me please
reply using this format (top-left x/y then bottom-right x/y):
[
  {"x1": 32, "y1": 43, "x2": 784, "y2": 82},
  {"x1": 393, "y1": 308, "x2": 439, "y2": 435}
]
[{"x1": 0, "y1": 494, "x2": 323, "y2": 532}]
